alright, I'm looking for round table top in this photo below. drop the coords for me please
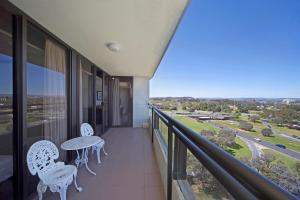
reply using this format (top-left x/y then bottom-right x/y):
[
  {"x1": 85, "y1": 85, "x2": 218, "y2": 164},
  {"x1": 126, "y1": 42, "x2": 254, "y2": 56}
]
[{"x1": 61, "y1": 136, "x2": 103, "y2": 151}]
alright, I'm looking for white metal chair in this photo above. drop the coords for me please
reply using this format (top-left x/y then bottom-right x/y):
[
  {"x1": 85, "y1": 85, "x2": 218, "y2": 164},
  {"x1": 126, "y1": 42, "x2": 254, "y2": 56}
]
[
  {"x1": 80, "y1": 123, "x2": 108, "y2": 164},
  {"x1": 27, "y1": 140, "x2": 82, "y2": 200}
]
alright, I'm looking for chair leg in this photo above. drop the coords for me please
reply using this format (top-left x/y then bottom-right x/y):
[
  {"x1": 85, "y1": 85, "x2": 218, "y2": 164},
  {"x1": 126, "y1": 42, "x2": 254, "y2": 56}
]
[
  {"x1": 75, "y1": 150, "x2": 80, "y2": 168},
  {"x1": 37, "y1": 181, "x2": 47, "y2": 200},
  {"x1": 97, "y1": 148, "x2": 101, "y2": 164},
  {"x1": 102, "y1": 146, "x2": 108, "y2": 156},
  {"x1": 59, "y1": 187, "x2": 67, "y2": 200},
  {"x1": 73, "y1": 171, "x2": 83, "y2": 192}
]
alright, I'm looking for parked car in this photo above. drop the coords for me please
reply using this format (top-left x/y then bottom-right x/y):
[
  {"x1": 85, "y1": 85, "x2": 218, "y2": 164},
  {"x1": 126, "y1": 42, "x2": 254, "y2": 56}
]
[
  {"x1": 254, "y1": 138, "x2": 261, "y2": 142},
  {"x1": 275, "y1": 144, "x2": 286, "y2": 149}
]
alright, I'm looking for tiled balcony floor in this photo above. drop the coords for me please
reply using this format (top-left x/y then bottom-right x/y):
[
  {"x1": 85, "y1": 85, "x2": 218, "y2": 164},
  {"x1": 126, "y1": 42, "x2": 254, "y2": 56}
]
[{"x1": 46, "y1": 128, "x2": 165, "y2": 200}]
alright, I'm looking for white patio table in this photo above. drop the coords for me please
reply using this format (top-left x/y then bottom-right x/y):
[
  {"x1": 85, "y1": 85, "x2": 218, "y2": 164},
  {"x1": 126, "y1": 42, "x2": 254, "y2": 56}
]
[{"x1": 61, "y1": 136, "x2": 103, "y2": 176}]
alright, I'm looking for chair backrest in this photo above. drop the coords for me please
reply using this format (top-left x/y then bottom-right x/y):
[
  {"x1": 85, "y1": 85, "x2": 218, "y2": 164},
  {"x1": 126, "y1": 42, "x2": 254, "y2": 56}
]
[
  {"x1": 26, "y1": 140, "x2": 59, "y2": 178},
  {"x1": 80, "y1": 123, "x2": 94, "y2": 136}
]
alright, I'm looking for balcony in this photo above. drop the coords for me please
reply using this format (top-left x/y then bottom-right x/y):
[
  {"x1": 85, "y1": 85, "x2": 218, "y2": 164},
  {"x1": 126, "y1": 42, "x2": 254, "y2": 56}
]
[
  {"x1": 45, "y1": 128, "x2": 164, "y2": 200},
  {"x1": 38, "y1": 106, "x2": 299, "y2": 200},
  {"x1": 0, "y1": 0, "x2": 298, "y2": 199}
]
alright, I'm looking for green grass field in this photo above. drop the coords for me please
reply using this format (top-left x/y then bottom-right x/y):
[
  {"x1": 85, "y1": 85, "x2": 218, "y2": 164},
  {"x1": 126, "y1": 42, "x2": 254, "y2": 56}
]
[
  {"x1": 213, "y1": 120, "x2": 300, "y2": 153},
  {"x1": 160, "y1": 112, "x2": 252, "y2": 159},
  {"x1": 173, "y1": 115, "x2": 218, "y2": 132},
  {"x1": 227, "y1": 137, "x2": 252, "y2": 159},
  {"x1": 262, "y1": 149, "x2": 298, "y2": 170},
  {"x1": 273, "y1": 125, "x2": 300, "y2": 137}
]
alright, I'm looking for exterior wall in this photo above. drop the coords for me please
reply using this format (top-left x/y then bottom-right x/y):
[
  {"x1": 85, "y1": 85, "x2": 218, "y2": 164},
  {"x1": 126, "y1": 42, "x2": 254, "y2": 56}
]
[{"x1": 133, "y1": 77, "x2": 149, "y2": 127}]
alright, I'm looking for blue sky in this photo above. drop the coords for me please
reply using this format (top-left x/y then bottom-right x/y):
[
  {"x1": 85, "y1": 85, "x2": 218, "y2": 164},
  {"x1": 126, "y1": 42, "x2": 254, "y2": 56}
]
[
  {"x1": 0, "y1": 54, "x2": 65, "y2": 96},
  {"x1": 150, "y1": 0, "x2": 300, "y2": 98},
  {"x1": 0, "y1": 54, "x2": 13, "y2": 95}
]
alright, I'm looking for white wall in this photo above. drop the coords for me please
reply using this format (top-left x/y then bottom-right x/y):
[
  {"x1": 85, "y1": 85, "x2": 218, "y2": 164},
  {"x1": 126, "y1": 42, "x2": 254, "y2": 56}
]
[{"x1": 133, "y1": 77, "x2": 150, "y2": 127}]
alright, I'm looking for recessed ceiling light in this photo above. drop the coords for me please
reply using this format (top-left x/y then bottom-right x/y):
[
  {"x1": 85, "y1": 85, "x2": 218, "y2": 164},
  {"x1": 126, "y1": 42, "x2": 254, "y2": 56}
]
[{"x1": 106, "y1": 42, "x2": 120, "y2": 52}]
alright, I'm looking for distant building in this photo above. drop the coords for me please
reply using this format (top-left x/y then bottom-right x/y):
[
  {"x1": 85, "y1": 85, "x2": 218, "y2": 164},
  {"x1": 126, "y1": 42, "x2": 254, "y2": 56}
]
[
  {"x1": 188, "y1": 113, "x2": 233, "y2": 121},
  {"x1": 228, "y1": 105, "x2": 238, "y2": 110},
  {"x1": 282, "y1": 99, "x2": 295, "y2": 105},
  {"x1": 256, "y1": 105, "x2": 265, "y2": 110},
  {"x1": 0, "y1": 97, "x2": 7, "y2": 102}
]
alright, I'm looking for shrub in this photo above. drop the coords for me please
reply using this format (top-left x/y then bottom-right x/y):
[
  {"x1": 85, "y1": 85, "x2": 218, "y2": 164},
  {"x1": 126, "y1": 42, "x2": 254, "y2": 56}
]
[
  {"x1": 239, "y1": 121, "x2": 253, "y2": 131},
  {"x1": 261, "y1": 128, "x2": 273, "y2": 137},
  {"x1": 248, "y1": 114, "x2": 260, "y2": 122}
]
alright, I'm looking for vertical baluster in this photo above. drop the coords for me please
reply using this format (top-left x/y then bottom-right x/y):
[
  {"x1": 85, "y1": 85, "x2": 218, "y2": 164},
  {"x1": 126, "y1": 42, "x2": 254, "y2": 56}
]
[
  {"x1": 173, "y1": 137, "x2": 187, "y2": 180},
  {"x1": 167, "y1": 120, "x2": 173, "y2": 200},
  {"x1": 151, "y1": 107, "x2": 154, "y2": 143}
]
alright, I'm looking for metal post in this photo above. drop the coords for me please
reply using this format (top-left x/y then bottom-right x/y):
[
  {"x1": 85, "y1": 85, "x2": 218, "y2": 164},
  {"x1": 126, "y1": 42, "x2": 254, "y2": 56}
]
[
  {"x1": 151, "y1": 107, "x2": 154, "y2": 143},
  {"x1": 173, "y1": 137, "x2": 187, "y2": 180},
  {"x1": 167, "y1": 121, "x2": 173, "y2": 200},
  {"x1": 155, "y1": 112, "x2": 159, "y2": 130},
  {"x1": 13, "y1": 15, "x2": 27, "y2": 200}
]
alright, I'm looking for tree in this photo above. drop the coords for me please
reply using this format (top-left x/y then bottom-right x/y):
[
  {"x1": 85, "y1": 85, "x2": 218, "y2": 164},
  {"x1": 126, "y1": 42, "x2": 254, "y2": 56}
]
[
  {"x1": 233, "y1": 111, "x2": 241, "y2": 120},
  {"x1": 272, "y1": 117, "x2": 284, "y2": 126},
  {"x1": 239, "y1": 121, "x2": 253, "y2": 131},
  {"x1": 295, "y1": 161, "x2": 300, "y2": 175},
  {"x1": 244, "y1": 154, "x2": 300, "y2": 197},
  {"x1": 201, "y1": 130, "x2": 216, "y2": 143},
  {"x1": 250, "y1": 157, "x2": 267, "y2": 173},
  {"x1": 266, "y1": 161, "x2": 300, "y2": 196},
  {"x1": 218, "y1": 128, "x2": 236, "y2": 147},
  {"x1": 187, "y1": 153, "x2": 231, "y2": 198},
  {"x1": 264, "y1": 152, "x2": 276, "y2": 168},
  {"x1": 248, "y1": 114, "x2": 260, "y2": 122},
  {"x1": 261, "y1": 128, "x2": 273, "y2": 137}
]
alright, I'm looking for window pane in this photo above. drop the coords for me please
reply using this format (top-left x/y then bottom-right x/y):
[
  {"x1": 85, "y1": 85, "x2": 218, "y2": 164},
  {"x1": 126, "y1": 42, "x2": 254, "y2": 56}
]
[
  {"x1": 79, "y1": 57, "x2": 93, "y2": 124},
  {"x1": 187, "y1": 151, "x2": 234, "y2": 200},
  {"x1": 26, "y1": 23, "x2": 68, "y2": 196},
  {"x1": 27, "y1": 23, "x2": 68, "y2": 153},
  {"x1": 0, "y1": 8, "x2": 14, "y2": 200},
  {"x1": 95, "y1": 70, "x2": 103, "y2": 135}
]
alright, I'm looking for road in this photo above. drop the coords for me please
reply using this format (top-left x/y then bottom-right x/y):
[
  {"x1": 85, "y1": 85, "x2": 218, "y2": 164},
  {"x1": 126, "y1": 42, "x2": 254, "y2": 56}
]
[
  {"x1": 237, "y1": 135, "x2": 261, "y2": 159},
  {"x1": 261, "y1": 121, "x2": 300, "y2": 143},
  {"x1": 208, "y1": 121, "x2": 300, "y2": 160}
]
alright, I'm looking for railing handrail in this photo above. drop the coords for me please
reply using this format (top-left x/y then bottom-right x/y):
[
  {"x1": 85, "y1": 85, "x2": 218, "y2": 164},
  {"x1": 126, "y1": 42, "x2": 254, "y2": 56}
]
[{"x1": 149, "y1": 105, "x2": 298, "y2": 200}]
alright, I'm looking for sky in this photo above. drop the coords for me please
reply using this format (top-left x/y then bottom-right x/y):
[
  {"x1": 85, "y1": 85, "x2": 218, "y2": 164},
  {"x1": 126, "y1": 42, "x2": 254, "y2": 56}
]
[
  {"x1": 0, "y1": 54, "x2": 65, "y2": 96},
  {"x1": 150, "y1": 0, "x2": 300, "y2": 98}
]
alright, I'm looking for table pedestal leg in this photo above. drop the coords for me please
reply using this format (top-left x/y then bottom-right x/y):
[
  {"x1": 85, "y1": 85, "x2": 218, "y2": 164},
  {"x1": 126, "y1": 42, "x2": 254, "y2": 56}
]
[
  {"x1": 83, "y1": 148, "x2": 96, "y2": 175},
  {"x1": 75, "y1": 148, "x2": 96, "y2": 175}
]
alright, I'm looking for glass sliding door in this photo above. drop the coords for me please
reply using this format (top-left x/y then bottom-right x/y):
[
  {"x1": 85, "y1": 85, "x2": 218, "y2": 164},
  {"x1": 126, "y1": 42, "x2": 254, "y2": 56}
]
[
  {"x1": 95, "y1": 70, "x2": 103, "y2": 135},
  {"x1": 109, "y1": 77, "x2": 133, "y2": 127},
  {"x1": 79, "y1": 57, "x2": 93, "y2": 126},
  {"x1": 103, "y1": 74, "x2": 109, "y2": 131},
  {"x1": 26, "y1": 23, "x2": 68, "y2": 197},
  {"x1": 0, "y1": 8, "x2": 14, "y2": 200}
]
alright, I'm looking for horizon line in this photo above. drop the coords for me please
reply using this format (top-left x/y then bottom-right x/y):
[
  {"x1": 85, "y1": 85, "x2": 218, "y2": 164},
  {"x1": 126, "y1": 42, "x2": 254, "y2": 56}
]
[{"x1": 150, "y1": 96, "x2": 300, "y2": 99}]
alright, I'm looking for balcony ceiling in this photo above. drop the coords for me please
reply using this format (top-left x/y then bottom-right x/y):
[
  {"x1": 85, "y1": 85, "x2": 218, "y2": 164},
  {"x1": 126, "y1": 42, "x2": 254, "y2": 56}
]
[{"x1": 10, "y1": 0, "x2": 189, "y2": 77}]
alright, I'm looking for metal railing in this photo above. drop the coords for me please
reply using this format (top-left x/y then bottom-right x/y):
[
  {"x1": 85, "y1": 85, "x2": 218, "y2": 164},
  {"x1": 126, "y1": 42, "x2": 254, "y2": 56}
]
[{"x1": 149, "y1": 105, "x2": 298, "y2": 200}]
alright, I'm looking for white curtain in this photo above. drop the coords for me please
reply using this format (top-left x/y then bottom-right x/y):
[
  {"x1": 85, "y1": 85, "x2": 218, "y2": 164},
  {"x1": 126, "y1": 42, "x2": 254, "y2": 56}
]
[
  {"x1": 43, "y1": 39, "x2": 67, "y2": 159},
  {"x1": 112, "y1": 78, "x2": 121, "y2": 126}
]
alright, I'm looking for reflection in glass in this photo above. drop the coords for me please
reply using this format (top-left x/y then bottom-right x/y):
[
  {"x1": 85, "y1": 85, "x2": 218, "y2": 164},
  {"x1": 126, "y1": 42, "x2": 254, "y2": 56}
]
[
  {"x1": 0, "y1": 8, "x2": 14, "y2": 199},
  {"x1": 26, "y1": 24, "x2": 68, "y2": 158},
  {"x1": 95, "y1": 70, "x2": 103, "y2": 135},
  {"x1": 79, "y1": 57, "x2": 93, "y2": 125}
]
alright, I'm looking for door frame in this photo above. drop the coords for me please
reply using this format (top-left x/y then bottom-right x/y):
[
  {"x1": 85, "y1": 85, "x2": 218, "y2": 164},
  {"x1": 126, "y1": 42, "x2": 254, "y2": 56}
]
[{"x1": 108, "y1": 76, "x2": 133, "y2": 128}]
